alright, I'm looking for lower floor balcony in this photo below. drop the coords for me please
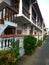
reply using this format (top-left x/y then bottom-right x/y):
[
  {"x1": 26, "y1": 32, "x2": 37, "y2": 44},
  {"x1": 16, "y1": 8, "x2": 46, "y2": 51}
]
[
  {"x1": 0, "y1": 32, "x2": 42, "y2": 50},
  {"x1": 0, "y1": 33, "x2": 42, "y2": 38}
]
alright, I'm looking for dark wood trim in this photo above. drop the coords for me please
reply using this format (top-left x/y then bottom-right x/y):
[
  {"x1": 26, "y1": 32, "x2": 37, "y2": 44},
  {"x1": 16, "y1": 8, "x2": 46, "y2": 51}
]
[
  {"x1": 5, "y1": 9, "x2": 6, "y2": 20},
  {"x1": 0, "y1": 34, "x2": 42, "y2": 38},
  {"x1": 1, "y1": 10, "x2": 3, "y2": 20}
]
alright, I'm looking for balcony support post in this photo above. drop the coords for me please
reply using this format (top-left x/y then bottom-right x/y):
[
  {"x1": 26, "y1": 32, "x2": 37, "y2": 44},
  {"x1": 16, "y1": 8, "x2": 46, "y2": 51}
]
[
  {"x1": 29, "y1": 4, "x2": 32, "y2": 21},
  {"x1": 19, "y1": 0, "x2": 22, "y2": 15}
]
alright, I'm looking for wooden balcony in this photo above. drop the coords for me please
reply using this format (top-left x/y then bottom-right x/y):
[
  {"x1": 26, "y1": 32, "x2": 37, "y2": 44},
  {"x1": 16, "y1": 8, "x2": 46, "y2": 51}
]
[{"x1": 0, "y1": 2, "x2": 18, "y2": 24}]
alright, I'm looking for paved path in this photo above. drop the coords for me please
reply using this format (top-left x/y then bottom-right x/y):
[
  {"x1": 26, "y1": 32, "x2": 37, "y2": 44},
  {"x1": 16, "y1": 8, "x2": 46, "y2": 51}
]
[{"x1": 17, "y1": 36, "x2": 49, "y2": 65}]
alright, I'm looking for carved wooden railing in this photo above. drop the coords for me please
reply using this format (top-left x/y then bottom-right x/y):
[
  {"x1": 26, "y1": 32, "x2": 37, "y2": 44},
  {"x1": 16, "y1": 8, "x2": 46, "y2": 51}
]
[
  {"x1": 22, "y1": 5, "x2": 30, "y2": 18},
  {"x1": 0, "y1": 1, "x2": 18, "y2": 24},
  {"x1": 0, "y1": 34, "x2": 42, "y2": 38},
  {"x1": 11, "y1": 3, "x2": 19, "y2": 14}
]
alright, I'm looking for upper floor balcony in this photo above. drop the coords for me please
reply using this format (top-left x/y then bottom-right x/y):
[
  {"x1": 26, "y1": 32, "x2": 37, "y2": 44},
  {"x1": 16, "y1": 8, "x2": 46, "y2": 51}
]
[
  {"x1": 0, "y1": 2, "x2": 17, "y2": 24},
  {"x1": 0, "y1": 1, "x2": 43, "y2": 32},
  {"x1": 11, "y1": 0, "x2": 30, "y2": 24}
]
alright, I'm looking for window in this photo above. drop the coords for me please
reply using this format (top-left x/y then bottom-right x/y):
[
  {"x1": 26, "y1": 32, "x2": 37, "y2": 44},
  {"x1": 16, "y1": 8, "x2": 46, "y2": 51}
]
[
  {"x1": 17, "y1": 30, "x2": 22, "y2": 34},
  {"x1": 34, "y1": 32, "x2": 36, "y2": 35}
]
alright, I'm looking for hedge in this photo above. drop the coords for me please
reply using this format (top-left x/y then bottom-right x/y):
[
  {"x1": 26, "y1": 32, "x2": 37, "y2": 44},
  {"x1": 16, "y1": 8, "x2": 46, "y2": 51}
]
[
  {"x1": 0, "y1": 40, "x2": 20, "y2": 65},
  {"x1": 23, "y1": 35, "x2": 37, "y2": 55},
  {"x1": 0, "y1": 50, "x2": 16, "y2": 65},
  {"x1": 37, "y1": 40, "x2": 42, "y2": 47}
]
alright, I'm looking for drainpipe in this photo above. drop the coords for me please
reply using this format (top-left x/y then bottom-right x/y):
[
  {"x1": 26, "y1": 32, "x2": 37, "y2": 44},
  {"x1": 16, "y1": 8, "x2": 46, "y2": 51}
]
[{"x1": 42, "y1": 22, "x2": 44, "y2": 41}]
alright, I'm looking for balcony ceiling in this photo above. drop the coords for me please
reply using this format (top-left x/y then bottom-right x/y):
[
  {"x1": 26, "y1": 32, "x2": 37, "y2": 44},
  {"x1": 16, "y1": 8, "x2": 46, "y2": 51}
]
[{"x1": 14, "y1": 16, "x2": 31, "y2": 24}]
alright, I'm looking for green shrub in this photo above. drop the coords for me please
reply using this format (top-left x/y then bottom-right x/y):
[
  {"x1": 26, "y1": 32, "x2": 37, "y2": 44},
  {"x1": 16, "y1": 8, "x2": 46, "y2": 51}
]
[
  {"x1": 23, "y1": 35, "x2": 37, "y2": 55},
  {"x1": 0, "y1": 50, "x2": 16, "y2": 65},
  {"x1": 0, "y1": 40, "x2": 20, "y2": 65},
  {"x1": 43, "y1": 35, "x2": 46, "y2": 41},
  {"x1": 37, "y1": 40, "x2": 42, "y2": 47}
]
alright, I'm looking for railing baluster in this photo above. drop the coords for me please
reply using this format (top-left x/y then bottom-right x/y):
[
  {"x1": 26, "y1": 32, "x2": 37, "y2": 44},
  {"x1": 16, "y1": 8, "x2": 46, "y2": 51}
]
[{"x1": 1, "y1": 10, "x2": 3, "y2": 20}]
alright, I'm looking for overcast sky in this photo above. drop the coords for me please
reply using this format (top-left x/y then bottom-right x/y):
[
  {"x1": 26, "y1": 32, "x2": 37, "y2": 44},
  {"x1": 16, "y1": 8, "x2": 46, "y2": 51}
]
[{"x1": 37, "y1": 0, "x2": 49, "y2": 29}]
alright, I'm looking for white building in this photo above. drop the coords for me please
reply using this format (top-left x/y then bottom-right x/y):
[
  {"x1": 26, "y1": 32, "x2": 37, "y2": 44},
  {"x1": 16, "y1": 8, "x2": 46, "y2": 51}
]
[{"x1": 0, "y1": 0, "x2": 46, "y2": 56}]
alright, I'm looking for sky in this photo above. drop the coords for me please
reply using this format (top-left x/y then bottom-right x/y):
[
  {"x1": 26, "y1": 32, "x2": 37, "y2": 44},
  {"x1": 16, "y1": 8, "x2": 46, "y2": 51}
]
[{"x1": 37, "y1": 0, "x2": 49, "y2": 29}]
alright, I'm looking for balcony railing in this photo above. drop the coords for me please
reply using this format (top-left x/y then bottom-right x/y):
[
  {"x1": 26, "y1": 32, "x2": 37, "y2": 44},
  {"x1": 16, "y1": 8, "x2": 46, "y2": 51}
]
[
  {"x1": 0, "y1": 37, "x2": 15, "y2": 49},
  {"x1": 22, "y1": 5, "x2": 30, "y2": 18}
]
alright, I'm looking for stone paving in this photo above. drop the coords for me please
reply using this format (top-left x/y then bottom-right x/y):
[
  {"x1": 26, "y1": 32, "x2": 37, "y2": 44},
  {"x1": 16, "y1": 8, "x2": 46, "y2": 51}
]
[{"x1": 17, "y1": 36, "x2": 49, "y2": 65}]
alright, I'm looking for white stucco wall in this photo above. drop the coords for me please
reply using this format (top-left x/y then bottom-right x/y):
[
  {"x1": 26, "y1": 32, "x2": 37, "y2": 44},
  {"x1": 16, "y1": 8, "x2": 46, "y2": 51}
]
[
  {"x1": 27, "y1": 25, "x2": 31, "y2": 35},
  {"x1": 22, "y1": 25, "x2": 31, "y2": 35},
  {"x1": 14, "y1": 37, "x2": 25, "y2": 56},
  {"x1": 17, "y1": 24, "x2": 31, "y2": 35}
]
